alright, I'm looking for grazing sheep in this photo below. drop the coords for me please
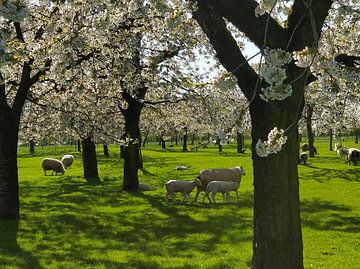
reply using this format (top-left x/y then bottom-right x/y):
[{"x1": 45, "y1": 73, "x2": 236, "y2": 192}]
[
  {"x1": 61, "y1": 154, "x2": 74, "y2": 169},
  {"x1": 347, "y1": 148, "x2": 360, "y2": 165},
  {"x1": 42, "y1": 158, "x2": 65, "y2": 176},
  {"x1": 298, "y1": 152, "x2": 308, "y2": 165},
  {"x1": 164, "y1": 178, "x2": 202, "y2": 204},
  {"x1": 202, "y1": 181, "x2": 239, "y2": 204},
  {"x1": 139, "y1": 182, "x2": 152, "y2": 191},
  {"x1": 302, "y1": 143, "x2": 317, "y2": 154},
  {"x1": 194, "y1": 166, "x2": 245, "y2": 202}
]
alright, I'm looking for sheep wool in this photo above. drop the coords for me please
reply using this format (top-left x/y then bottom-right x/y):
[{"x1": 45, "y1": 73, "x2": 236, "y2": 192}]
[{"x1": 42, "y1": 158, "x2": 65, "y2": 176}]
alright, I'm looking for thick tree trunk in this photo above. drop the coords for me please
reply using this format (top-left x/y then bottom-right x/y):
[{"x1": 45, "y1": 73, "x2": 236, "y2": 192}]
[
  {"x1": 0, "y1": 107, "x2": 20, "y2": 219},
  {"x1": 191, "y1": 134, "x2": 195, "y2": 145},
  {"x1": 121, "y1": 88, "x2": 144, "y2": 191},
  {"x1": 81, "y1": 138, "x2": 100, "y2": 183},
  {"x1": 237, "y1": 132, "x2": 245, "y2": 153},
  {"x1": 355, "y1": 129, "x2": 359, "y2": 144},
  {"x1": 103, "y1": 144, "x2": 109, "y2": 157},
  {"x1": 250, "y1": 99, "x2": 303, "y2": 269},
  {"x1": 29, "y1": 140, "x2": 35, "y2": 154},
  {"x1": 305, "y1": 105, "x2": 315, "y2": 157},
  {"x1": 160, "y1": 136, "x2": 166, "y2": 149}
]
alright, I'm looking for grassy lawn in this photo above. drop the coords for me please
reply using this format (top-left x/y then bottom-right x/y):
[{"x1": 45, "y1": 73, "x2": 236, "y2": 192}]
[{"x1": 0, "y1": 138, "x2": 359, "y2": 268}]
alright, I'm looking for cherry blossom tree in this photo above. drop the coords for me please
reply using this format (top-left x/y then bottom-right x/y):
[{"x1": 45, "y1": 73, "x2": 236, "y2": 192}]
[{"x1": 190, "y1": 0, "x2": 335, "y2": 267}]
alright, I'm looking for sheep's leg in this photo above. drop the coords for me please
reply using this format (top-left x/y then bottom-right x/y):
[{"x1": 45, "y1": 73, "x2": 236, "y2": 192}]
[
  {"x1": 165, "y1": 192, "x2": 169, "y2": 204},
  {"x1": 235, "y1": 190, "x2": 240, "y2": 202},
  {"x1": 194, "y1": 189, "x2": 201, "y2": 202},
  {"x1": 211, "y1": 192, "x2": 217, "y2": 204},
  {"x1": 202, "y1": 191, "x2": 211, "y2": 203},
  {"x1": 170, "y1": 193, "x2": 176, "y2": 203},
  {"x1": 184, "y1": 193, "x2": 191, "y2": 204}
]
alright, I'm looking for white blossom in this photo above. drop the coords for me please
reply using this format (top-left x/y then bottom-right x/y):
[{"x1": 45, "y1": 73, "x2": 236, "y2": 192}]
[
  {"x1": 255, "y1": 127, "x2": 288, "y2": 157},
  {"x1": 0, "y1": 0, "x2": 28, "y2": 22}
]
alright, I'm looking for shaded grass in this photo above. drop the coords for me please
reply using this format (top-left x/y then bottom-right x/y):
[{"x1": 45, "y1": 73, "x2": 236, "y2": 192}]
[{"x1": 0, "y1": 139, "x2": 359, "y2": 268}]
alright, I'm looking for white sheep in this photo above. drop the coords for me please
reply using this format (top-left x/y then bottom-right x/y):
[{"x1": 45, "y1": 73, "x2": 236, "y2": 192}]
[
  {"x1": 194, "y1": 166, "x2": 245, "y2": 202},
  {"x1": 61, "y1": 154, "x2": 74, "y2": 169},
  {"x1": 298, "y1": 152, "x2": 308, "y2": 165},
  {"x1": 347, "y1": 148, "x2": 360, "y2": 165},
  {"x1": 202, "y1": 181, "x2": 239, "y2": 204},
  {"x1": 42, "y1": 158, "x2": 65, "y2": 176},
  {"x1": 164, "y1": 178, "x2": 202, "y2": 204},
  {"x1": 175, "y1": 166, "x2": 189, "y2": 171}
]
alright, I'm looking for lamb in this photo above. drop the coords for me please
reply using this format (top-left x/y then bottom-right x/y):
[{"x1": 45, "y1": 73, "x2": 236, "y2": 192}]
[
  {"x1": 335, "y1": 144, "x2": 349, "y2": 157},
  {"x1": 164, "y1": 178, "x2": 202, "y2": 204},
  {"x1": 194, "y1": 166, "x2": 245, "y2": 202},
  {"x1": 298, "y1": 152, "x2": 308, "y2": 165},
  {"x1": 42, "y1": 158, "x2": 65, "y2": 176},
  {"x1": 347, "y1": 148, "x2": 360, "y2": 165},
  {"x1": 61, "y1": 154, "x2": 74, "y2": 169},
  {"x1": 202, "y1": 181, "x2": 239, "y2": 204}
]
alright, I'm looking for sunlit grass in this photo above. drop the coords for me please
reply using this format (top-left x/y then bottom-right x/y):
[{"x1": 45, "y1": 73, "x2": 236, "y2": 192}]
[{"x1": 0, "y1": 138, "x2": 359, "y2": 268}]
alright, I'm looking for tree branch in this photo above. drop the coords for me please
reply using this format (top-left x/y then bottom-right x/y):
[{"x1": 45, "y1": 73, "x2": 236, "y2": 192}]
[
  {"x1": 193, "y1": 0, "x2": 260, "y2": 100},
  {"x1": 287, "y1": 0, "x2": 333, "y2": 51}
]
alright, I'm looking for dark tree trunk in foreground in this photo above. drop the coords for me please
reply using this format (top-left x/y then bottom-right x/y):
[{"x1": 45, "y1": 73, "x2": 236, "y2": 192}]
[
  {"x1": 305, "y1": 104, "x2": 315, "y2": 157},
  {"x1": 193, "y1": 0, "x2": 332, "y2": 267},
  {"x1": 29, "y1": 140, "x2": 35, "y2": 154},
  {"x1": 82, "y1": 138, "x2": 100, "y2": 183},
  {"x1": 0, "y1": 107, "x2": 20, "y2": 219},
  {"x1": 0, "y1": 57, "x2": 50, "y2": 219},
  {"x1": 237, "y1": 132, "x2": 245, "y2": 153}
]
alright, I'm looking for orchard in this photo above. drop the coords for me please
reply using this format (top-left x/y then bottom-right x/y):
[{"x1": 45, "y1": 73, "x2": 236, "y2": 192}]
[{"x1": 0, "y1": 1, "x2": 359, "y2": 268}]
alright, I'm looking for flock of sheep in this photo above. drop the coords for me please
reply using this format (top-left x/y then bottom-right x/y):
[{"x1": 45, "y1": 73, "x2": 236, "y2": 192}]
[
  {"x1": 40, "y1": 142, "x2": 359, "y2": 205},
  {"x1": 165, "y1": 166, "x2": 246, "y2": 204},
  {"x1": 41, "y1": 154, "x2": 74, "y2": 176}
]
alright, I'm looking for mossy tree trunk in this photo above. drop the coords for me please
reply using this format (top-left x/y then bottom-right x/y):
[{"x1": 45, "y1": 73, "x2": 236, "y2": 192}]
[
  {"x1": 82, "y1": 137, "x2": 100, "y2": 183},
  {"x1": 193, "y1": 0, "x2": 332, "y2": 267}
]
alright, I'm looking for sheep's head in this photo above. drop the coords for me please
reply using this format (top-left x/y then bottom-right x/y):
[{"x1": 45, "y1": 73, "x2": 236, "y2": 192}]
[
  {"x1": 240, "y1": 166, "x2": 246, "y2": 176},
  {"x1": 195, "y1": 178, "x2": 202, "y2": 187}
]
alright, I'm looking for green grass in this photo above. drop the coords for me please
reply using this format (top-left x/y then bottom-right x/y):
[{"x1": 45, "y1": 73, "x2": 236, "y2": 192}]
[{"x1": 0, "y1": 138, "x2": 359, "y2": 268}]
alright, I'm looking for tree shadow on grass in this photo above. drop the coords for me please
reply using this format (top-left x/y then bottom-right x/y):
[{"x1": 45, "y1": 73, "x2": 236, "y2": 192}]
[
  {"x1": 301, "y1": 167, "x2": 360, "y2": 182},
  {"x1": 16, "y1": 181, "x2": 254, "y2": 268},
  {"x1": 301, "y1": 199, "x2": 360, "y2": 233},
  {"x1": 0, "y1": 219, "x2": 43, "y2": 269}
]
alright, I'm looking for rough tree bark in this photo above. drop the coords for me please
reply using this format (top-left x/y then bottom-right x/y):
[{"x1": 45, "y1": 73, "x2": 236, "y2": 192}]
[
  {"x1": 81, "y1": 137, "x2": 100, "y2": 183},
  {"x1": 192, "y1": 0, "x2": 332, "y2": 268}
]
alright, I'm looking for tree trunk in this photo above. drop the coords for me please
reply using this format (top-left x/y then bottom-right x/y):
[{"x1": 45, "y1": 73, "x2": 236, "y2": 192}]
[
  {"x1": 0, "y1": 106, "x2": 20, "y2": 219},
  {"x1": 81, "y1": 138, "x2": 100, "y2": 183},
  {"x1": 182, "y1": 134, "x2": 188, "y2": 151},
  {"x1": 103, "y1": 144, "x2": 109, "y2": 157},
  {"x1": 120, "y1": 145, "x2": 125, "y2": 159},
  {"x1": 161, "y1": 136, "x2": 166, "y2": 149},
  {"x1": 191, "y1": 133, "x2": 195, "y2": 145},
  {"x1": 175, "y1": 130, "x2": 178, "y2": 146},
  {"x1": 355, "y1": 129, "x2": 359, "y2": 144},
  {"x1": 77, "y1": 139, "x2": 81, "y2": 152},
  {"x1": 29, "y1": 140, "x2": 35, "y2": 154},
  {"x1": 121, "y1": 87, "x2": 145, "y2": 191},
  {"x1": 237, "y1": 132, "x2": 245, "y2": 153},
  {"x1": 305, "y1": 105, "x2": 315, "y2": 157},
  {"x1": 329, "y1": 129, "x2": 333, "y2": 151},
  {"x1": 250, "y1": 99, "x2": 303, "y2": 269},
  {"x1": 142, "y1": 131, "x2": 149, "y2": 147}
]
